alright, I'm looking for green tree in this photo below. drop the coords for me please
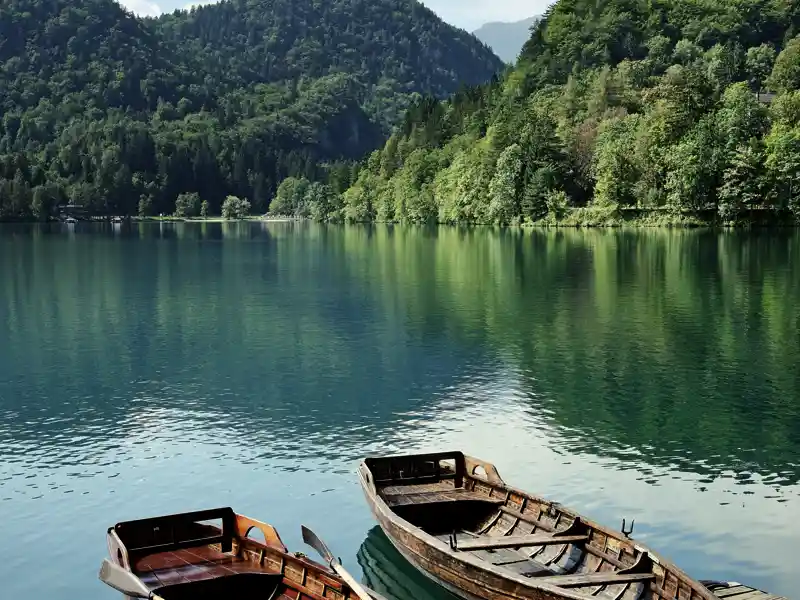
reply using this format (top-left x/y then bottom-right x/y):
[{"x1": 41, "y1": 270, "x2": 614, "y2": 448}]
[
  {"x1": 746, "y1": 44, "x2": 776, "y2": 95},
  {"x1": 221, "y1": 195, "x2": 251, "y2": 219},
  {"x1": 138, "y1": 195, "x2": 153, "y2": 217},
  {"x1": 271, "y1": 177, "x2": 311, "y2": 216},
  {"x1": 673, "y1": 39, "x2": 701, "y2": 65},
  {"x1": 200, "y1": 200, "x2": 210, "y2": 217},
  {"x1": 764, "y1": 125, "x2": 800, "y2": 218},
  {"x1": 487, "y1": 143, "x2": 523, "y2": 224},
  {"x1": 767, "y1": 36, "x2": 800, "y2": 93},
  {"x1": 593, "y1": 115, "x2": 641, "y2": 208},
  {"x1": 31, "y1": 186, "x2": 55, "y2": 222},
  {"x1": 718, "y1": 142, "x2": 764, "y2": 221},
  {"x1": 174, "y1": 192, "x2": 201, "y2": 218},
  {"x1": 306, "y1": 182, "x2": 341, "y2": 222}
]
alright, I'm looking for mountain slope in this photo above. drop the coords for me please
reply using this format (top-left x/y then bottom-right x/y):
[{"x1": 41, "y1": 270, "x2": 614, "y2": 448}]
[
  {"x1": 155, "y1": 0, "x2": 503, "y2": 101},
  {"x1": 0, "y1": 0, "x2": 503, "y2": 221},
  {"x1": 336, "y1": 0, "x2": 800, "y2": 225},
  {"x1": 473, "y1": 16, "x2": 539, "y2": 63}
]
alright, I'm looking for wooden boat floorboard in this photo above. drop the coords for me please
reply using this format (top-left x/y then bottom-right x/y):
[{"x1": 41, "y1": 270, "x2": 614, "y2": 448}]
[
  {"x1": 136, "y1": 546, "x2": 276, "y2": 587},
  {"x1": 537, "y1": 572, "x2": 656, "y2": 588},
  {"x1": 433, "y1": 534, "x2": 553, "y2": 578},
  {"x1": 454, "y1": 533, "x2": 590, "y2": 551}
]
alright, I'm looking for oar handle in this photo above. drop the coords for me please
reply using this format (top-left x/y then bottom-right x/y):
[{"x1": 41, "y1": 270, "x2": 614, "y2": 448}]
[{"x1": 329, "y1": 562, "x2": 374, "y2": 600}]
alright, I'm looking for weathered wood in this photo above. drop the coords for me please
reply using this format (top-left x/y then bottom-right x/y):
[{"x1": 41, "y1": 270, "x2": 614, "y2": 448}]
[
  {"x1": 383, "y1": 489, "x2": 506, "y2": 508},
  {"x1": 703, "y1": 584, "x2": 788, "y2": 600},
  {"x1": 715, "y1": 588, "x2": 754, "y2": 598},
  {"x1": 455, "y1": 534, "x2": 589, "y2": 551},
  {"x1": 714, "y1": 585, "x2": 753, "y2": 598},
  {"x1": 500, "y1": 504, "x2": 557, "y2": 531},
  {"x1": 105, "y1": 508, "x2": 380, "y2": 600},
  {"x1": 537, "y1": 572, "x2": 656, "y2": 588},
  {"x1": 374, "y1": 473, "x2": 455, "y2": 486},
  {"x1": 729, "y1": 592, "x2": 783, "y2": 600}
]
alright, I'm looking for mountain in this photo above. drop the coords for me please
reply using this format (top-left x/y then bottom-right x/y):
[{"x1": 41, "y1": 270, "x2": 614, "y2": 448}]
[
  {"x1": 153, "y1": 0, "x2": 504, "y2": 128},
  {"x1": 472, "y1": 16, "x2": 539, "y2": 63},
  {"x1": 333, "y1": 0, "x2": 800, "y2": 226},
  {"x1": 0, "y1": 0, "x2": 503, "y2": 221}
]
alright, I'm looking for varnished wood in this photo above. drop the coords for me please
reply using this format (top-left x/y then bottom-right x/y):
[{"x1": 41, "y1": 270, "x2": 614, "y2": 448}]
[
  {"x1": 105, "y1": 507, "x2": 383, "y2": 600},
  {"x1": 358, "y1": 451, "x2": 786, "y2": 600}
]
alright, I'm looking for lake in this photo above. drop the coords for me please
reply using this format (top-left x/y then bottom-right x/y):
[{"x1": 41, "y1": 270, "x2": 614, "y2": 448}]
[{"x1": 1, "y1": 222, "x2": 799, "y2": 600}]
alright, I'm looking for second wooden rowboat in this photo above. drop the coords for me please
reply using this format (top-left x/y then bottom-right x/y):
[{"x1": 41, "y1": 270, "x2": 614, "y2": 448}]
[
  {"x1": 104, "y1": 506, "x2": 385, "y2": 600},
  {"x1": 357, "y1": 451, "x2": 725, "y2": 600}
]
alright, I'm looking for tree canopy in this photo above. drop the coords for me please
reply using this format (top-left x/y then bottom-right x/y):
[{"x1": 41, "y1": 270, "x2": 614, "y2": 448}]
[
  {"x1": 338, "y1": 0, "x2": 800, "y2": 225},
  {"x1": 0, "y1": 0, "x2": 503, "y2": 221}
]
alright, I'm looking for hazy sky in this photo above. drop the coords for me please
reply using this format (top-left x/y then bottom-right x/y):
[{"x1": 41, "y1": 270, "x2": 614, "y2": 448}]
[{"x1": 120, "y1": 0, "x2": 549, "y2": 31}]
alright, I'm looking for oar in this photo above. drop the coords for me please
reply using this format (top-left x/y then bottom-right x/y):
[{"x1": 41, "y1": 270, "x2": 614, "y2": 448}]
[
  {"x1": 301, "y1": 525, "x2": 376, "y2": 600},
  {"x1": 98, "y1": 558, "x2": 165, "y2": 600}
]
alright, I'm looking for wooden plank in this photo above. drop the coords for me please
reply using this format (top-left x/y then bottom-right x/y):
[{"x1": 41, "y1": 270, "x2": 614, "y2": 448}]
[
  {"x1": 536, "y1": 572, "x2": 655, "y2": 588},
  {"x1": 455, "y1": 534, "x2": 589, "y2": 551},
  {"x1": 716, "y1": 587, "x2": 755, "y2": 598},
  {"x1": 500, "y1": 505, "x2": 555, "y2": 531},
  {"x1": 729, "y1": 592, "x2": 783, "y2": 600},
  {"x1": 374, "y1": 473, "x2": 457, "y2": 486},
  {"x1": 383, "y1": 489, "x2": 505, "y2": 507}
]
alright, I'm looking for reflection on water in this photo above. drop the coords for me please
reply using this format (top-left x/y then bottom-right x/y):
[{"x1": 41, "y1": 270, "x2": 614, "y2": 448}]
[
  {"x1": 0, "y1": 223, "x2": 799, "y2": 599},
  {"x1": 359, "y1": 526, "x2": 457, "y2": 600}
]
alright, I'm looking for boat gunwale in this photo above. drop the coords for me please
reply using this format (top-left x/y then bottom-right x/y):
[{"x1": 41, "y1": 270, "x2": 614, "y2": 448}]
[{"x1": 358, "y1": 451, "x2": 720, "y2": 600}]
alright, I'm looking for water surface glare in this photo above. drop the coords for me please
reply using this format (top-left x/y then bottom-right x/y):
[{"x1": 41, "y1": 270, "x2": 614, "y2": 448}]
[{"x1": 1, "y1": 222, "x2": 799, "y2": 599}]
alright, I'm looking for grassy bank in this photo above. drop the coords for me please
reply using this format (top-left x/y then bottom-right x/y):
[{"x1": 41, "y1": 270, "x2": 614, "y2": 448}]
[{"x1": 524, "y1": 206, "x2": 797, "y2": 228}]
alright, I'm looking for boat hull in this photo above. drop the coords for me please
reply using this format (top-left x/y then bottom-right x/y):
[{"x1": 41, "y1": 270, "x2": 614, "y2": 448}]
[{"x1": 357, "y1": 452, "x2": 729, "y2": 600}]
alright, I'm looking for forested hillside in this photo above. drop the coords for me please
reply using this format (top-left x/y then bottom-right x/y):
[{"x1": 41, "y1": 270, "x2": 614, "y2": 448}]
[
  {"x1": 0, "y1": 0, "x2": 503, "y2": 221},
  {"x1": 328, "y1": 0, "x2": 800, "y2": 225}
]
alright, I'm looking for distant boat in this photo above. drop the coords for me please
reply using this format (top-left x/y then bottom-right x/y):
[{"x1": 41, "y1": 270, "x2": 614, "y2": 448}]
[
  {"x1": 358, "y1": 451, "x2": 787, "y2": 600},
  {"x1": 101, "y1": 506, "x2": 388, "y2": 600},
  {"x1": 112, "y1": 216, "x2": 123, "y2": 223},
  {"x1": 65, "y1": 217, "x2": 77, "y2": 224}
]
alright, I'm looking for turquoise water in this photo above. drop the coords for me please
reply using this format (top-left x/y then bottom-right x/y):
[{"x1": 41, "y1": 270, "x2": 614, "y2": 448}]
[{"x1": 1, "y1": 222, "x2": 799, "y2": 599}]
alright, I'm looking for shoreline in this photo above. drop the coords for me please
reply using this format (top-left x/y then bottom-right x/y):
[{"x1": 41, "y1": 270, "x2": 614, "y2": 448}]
[{"x1": 3, "y1": 208, "x2": 797, "y2": 228}]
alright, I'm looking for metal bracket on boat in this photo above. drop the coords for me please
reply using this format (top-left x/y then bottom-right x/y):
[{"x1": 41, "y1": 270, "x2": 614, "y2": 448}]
[
  {"x1": 621, "y1": 518, "x2": 635, "y2": 539},
  {"x1": 449, "y1": 530, "x2": 458, "y2": 550}
]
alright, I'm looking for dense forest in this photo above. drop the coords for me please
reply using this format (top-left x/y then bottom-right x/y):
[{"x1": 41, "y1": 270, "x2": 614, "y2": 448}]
[
  {"x1": 294, "y1": 0, "x2": 800, "y2": 226},
  {"x1": 0, "y1": 0, "x2": 503, "y2": 221}
]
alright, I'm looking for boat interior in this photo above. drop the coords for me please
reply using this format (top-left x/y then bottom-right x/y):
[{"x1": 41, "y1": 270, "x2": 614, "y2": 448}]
[
  {"x1": 107, "y1": 507, "x2": 357, "y2": 600},
  {"x1": 365, "y1": 452, "x2": 708, "y2": 600}
]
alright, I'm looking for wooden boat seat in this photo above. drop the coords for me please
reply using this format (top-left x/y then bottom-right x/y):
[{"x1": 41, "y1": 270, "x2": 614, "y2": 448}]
[
  {"x1": 453, "y1": 533, "x2": 589, "y2": 551},
  {"x1": 381, "y1": 488, "x2": 506, "y2": 508},
  {"x1": 536, "y1": 571, "x2": 656, "y2": 588}
]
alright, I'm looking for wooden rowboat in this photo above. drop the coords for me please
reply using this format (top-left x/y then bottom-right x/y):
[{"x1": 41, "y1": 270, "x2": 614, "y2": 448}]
[
  {"x1": 103, "y1": 506, "x2": 385, "y2": 600},
  {"x1": 357, "y1": 451, "x2": 749, "y2": 600}
]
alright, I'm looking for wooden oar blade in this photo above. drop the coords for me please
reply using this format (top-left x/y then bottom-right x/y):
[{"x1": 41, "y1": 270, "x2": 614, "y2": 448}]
[
  {"x1": 98, "y1": 558, "x2": 151, "y2": 598},
  {"x1": 301, "y1": 524, "x2": 335, "y2": 565},
  {"x1": 301, "y1": 525, "x2": 378, "y2": 600}
]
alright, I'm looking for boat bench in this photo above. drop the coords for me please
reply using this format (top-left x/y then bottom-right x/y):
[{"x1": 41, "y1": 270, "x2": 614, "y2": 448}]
[
  {"x1": 537, "y1": 571, "x2": 656, "y2": 588},
  {"x1": 453, "y1": 533, "x2": 589, "y2": 551},
  {"x1": 382, "y1": 488, "x2": 506, "y2": 508}
]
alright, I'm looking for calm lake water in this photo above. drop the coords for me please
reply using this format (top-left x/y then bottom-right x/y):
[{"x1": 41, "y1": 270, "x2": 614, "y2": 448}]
[{"x1": 1, "y1": 222, "x2": 799, "y2": 600}]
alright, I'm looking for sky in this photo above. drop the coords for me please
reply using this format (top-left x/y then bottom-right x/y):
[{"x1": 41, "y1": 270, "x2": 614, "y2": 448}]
[{"x1": 119, "y1": 0, "x2": 550, "y2": 31}]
